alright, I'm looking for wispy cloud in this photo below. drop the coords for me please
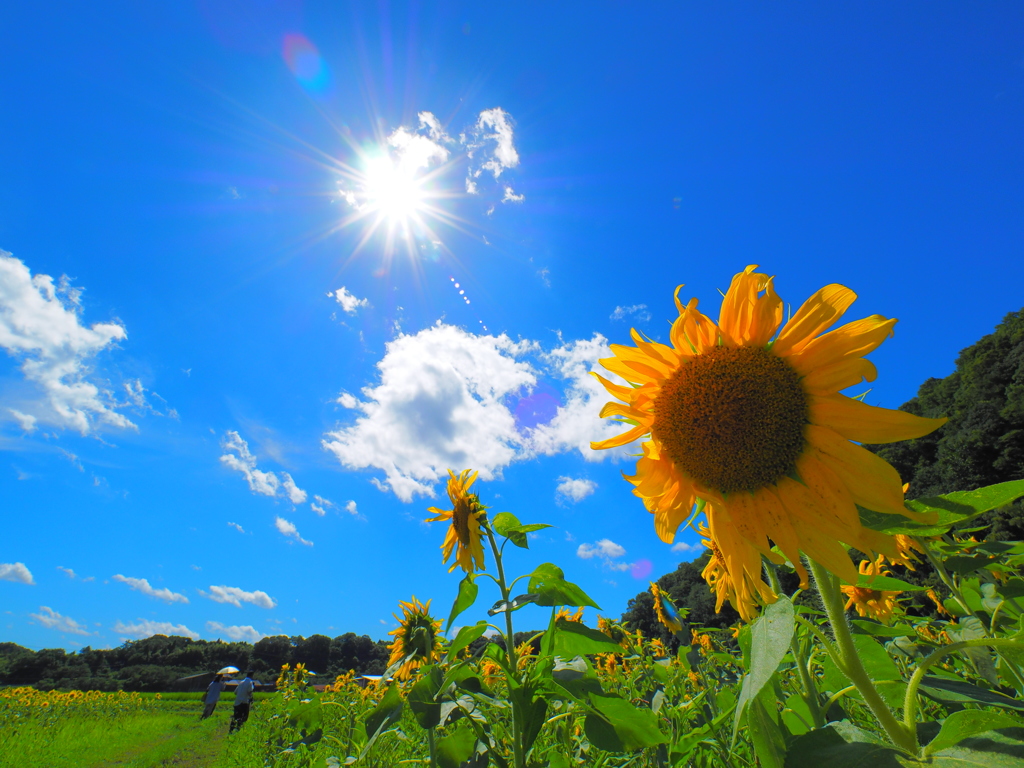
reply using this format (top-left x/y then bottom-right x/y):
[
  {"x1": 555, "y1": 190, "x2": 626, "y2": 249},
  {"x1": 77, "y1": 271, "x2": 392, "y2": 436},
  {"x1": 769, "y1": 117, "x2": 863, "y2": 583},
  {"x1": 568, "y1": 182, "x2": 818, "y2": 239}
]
[
  {"x1": 114, "y1": 619, "x2": 198, "y2": 641},
  {"x1": 610, "y1": 304, "x2": 651, "y2": 322},
  {"x1": 274, "y1": 516, "x2": 313, "y2": 546},
  {"x1": 555, "y1": 477, "x2": 596, "y2": 504},
  {"x1": 219, "y1": 431, "x2": 310, "y2": 508},
  {"x1": 204, "y1": 585, "x2": 277, "y2": 609},
  {"x1": 227, "y1": 522, "x2": 246, "y2": 534},
  {"x1": 31, "y1": 606, "x2": 90, "y2": 635},
  {"x1": 0, "y1": 562, "x2": 34, "y2": 585},
  {"x1": 113, "y1": 574, "x2": 189, "y2": 604},
  {"x1": 0, "y1": 251, "x2": 136, "y2": 434},
  {"x1": 330, "y1": 287, "x2": 369, "y2": 315},
  {"x1": 577, "y1": 539, "x2": 631, "y2": 572},
  {"x1": 671, "y1": 541, "x2": 703, "y2": 554}
]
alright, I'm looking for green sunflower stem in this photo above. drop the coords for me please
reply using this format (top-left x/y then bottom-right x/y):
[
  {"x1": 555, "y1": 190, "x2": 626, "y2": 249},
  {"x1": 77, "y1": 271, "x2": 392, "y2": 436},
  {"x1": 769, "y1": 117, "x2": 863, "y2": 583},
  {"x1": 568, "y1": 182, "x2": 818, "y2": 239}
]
[
  {"x1": 483, "y1": 525, "x2": 525, "y2": 768},
  {"x1": 427, "y1": 727, "x2": 437, "y2": 768},
  {"x1": 808, "y1": 559, "x2": 918, "y2": 755}
]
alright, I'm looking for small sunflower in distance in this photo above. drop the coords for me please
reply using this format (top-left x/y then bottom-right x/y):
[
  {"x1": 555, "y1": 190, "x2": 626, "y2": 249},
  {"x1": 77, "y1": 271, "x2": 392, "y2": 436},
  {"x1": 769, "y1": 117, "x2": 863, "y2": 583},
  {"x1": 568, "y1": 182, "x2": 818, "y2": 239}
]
[
  {"x1": 426, "y1": 469, "x2": 487, "y2": 573},
  {"x1": 841, "y1": 556, "x2": 903, "y2": 624},
  {"x1": 650, "y1": 582, "x2": 684, "y2": 634},
  {"x1": 593, "y1": 266, "x2": 947, "y2": 620},
  {"x1": 387, "y1": 596, "x2": 443, "y2": 680}
]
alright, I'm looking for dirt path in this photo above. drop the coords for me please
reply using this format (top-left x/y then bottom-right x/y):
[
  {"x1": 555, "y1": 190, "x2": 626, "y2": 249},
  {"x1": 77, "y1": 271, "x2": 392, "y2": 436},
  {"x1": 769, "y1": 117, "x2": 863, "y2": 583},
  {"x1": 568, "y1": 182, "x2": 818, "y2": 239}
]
[{"x1": 89, "y1": 717, "x2": 229, "y2": 768}]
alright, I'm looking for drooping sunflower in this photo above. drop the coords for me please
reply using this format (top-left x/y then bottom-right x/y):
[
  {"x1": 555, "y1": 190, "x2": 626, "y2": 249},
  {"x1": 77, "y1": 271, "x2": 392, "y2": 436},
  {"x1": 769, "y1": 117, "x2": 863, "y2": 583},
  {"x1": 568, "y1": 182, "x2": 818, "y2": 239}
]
[
  {"x1": 387, "y1": 596, "x2": 443, "y2": 680},
  {"x1": 841, "y1": 556, "x2": 903, "y2": 624},
  {"x1": 593, "y1": 266, "x2": 947, "y2": 619},
  {"x1": 426, "y1": 469, "x2": 487, "y2": 573},
  {"x1": 649, "y1": 581, "x2": 684, "y2": 634}
]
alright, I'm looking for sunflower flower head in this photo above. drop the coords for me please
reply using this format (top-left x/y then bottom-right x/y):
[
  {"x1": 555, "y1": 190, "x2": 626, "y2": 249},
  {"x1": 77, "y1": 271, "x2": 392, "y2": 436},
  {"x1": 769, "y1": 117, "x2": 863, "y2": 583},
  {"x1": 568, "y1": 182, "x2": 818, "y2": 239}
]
[
  {"x1": 840, "y1": 556, "x2": 903, "y2": 624},
  {"x1": 387, "y1": 596, "x2": 443, "y2": 680},
  {"x1": 649, "y1": 581, "x2": 685, "y2": 634},
  {"x1": 426, "y1": 469, "x2": 487, "y2": 573},
  {"x1": 554, "y1": 606, "x2": 584, "y2": 623},
  {"x1": 593, "y1": 266, "x2": 947, "y2": 620}
]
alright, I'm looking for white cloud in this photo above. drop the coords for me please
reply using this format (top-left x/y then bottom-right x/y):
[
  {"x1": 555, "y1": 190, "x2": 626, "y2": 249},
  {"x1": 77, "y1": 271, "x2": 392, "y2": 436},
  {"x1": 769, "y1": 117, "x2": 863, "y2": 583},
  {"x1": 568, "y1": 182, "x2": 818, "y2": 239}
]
[
  {"x1": 204, "y1": 585, "x2": 277, "y2": 609},
  {"x1": 30, "y1": 606, "x2": 90, "y2": 635},
  {"x1": 0, "y1": 562, "x2": 34, "y2": 584},
  {"x1": 219, "y1": 431, "x2": 308, "y2": 506},
  {"x1": 671, "y1": 541, "x2": 703, "y2": 554},
  {"x1": 56, "y1": 566, "x2": 76, "y2": 579},
  {"x1": 344, "y1": 500, "x2": 358, "y2": 516},
  {"x1": 465, "y1": 108, "x2": 520, "y2": 181},
  {"x1": 275, "y1": 516, "x2": 313, "y2": 546},
  {"x1": 227, "y1": 521, "x2": 246, "y2": 534},
  {"x1": 113, "y1": 574, "x2": 189, "y2": 604},
  {"x1": 331, "y1": 287, "x2": 369, "y2": 315},
  {"x1": 113, "y1": 619, "x2": 198, "y2": 641},
  {"x1": 530, "y1": 334, "x2": 639, "y2": 461},
  {"x1": 323, "y1": 326, "x2": 637, "y2": 501},
  {"x1": 206, "y1": 621, "x2": 265, "y2": 643},
  {"x1": 8, "y1": 409, "x2": 37, "y2": 432},
  {"x1": 323, "y1": 324, "x2": 536, "y2": 501},
  {"x1": 281, "y1": 473, "x2": 307, "y2": 504},
  {"x1": 577, "y1": 539, "x2": 630, "y2": 572},
  {"x1": 337, "y1": 392, "x2": 359, "y2": 409},
  {"x1": 556, "y1": 477, "x2": 597, "y2": 504},
  {"x1": 502, "y1": 186, "x2": 525, "y2": 204},
  {"x1": 610, "y1": 304, "x2": 652, "y2": 322},
  {"x1": 0, "y1": 252, "x2": 135, "y2": 434}
]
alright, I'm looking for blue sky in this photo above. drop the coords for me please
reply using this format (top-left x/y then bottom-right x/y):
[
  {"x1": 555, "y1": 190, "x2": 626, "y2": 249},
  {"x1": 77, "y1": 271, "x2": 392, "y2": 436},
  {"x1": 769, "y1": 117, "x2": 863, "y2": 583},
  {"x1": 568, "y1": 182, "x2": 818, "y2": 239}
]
[{"x1": 2, "y1": 2, "x2": 1023, "y2": 652}]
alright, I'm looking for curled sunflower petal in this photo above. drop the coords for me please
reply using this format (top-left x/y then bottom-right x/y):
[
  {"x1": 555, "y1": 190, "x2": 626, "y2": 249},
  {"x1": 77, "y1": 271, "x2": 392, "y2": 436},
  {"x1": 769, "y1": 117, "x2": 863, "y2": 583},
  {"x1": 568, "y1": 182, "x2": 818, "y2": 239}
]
[
  {"x1": 773, "y1": 284, "x2": 857, "y2": 357},
  {"x1": 809, "y1": 394, "x2": 948, "y2": 444}
]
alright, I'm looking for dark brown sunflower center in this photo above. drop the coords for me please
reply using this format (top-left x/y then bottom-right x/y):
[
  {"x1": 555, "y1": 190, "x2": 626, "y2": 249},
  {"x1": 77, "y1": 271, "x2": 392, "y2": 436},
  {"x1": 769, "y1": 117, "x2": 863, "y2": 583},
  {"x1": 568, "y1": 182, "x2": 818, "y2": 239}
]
[
  {"x1": 452, "y1": 496, "x2": 476, "y2": 546},
  {"x1": 652, "y1": 345, "x2": 808, "y2": 495}
]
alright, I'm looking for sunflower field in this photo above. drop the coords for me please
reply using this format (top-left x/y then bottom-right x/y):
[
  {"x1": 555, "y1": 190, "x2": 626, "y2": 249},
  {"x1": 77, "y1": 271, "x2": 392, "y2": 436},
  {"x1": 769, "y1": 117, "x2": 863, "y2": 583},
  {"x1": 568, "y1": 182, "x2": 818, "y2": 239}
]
[{"x1": 216, "y1": 267, "x2": 1024, "y2": 767}]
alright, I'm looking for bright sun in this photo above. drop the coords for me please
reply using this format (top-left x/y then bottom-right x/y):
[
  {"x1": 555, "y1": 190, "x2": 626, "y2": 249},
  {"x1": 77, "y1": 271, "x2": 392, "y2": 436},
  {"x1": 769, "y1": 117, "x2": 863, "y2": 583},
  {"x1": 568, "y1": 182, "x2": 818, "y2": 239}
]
[{"x1": 361, "y1": 155, "x2": 426, "y2": 223}]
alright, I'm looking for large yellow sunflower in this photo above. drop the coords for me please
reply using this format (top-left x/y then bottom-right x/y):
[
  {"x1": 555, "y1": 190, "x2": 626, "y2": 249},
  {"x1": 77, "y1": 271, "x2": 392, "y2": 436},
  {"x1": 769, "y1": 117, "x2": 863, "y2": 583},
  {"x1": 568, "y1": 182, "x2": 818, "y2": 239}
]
[
  {"x1": 425, "y1": 469, "x2": 487, "y2": 573},
  {"x1": 593, "y1": 266, "x2": 946, "y2": 619},
  {"x1": 387, "y1": 596, "x2": 443, "y2": 680}
]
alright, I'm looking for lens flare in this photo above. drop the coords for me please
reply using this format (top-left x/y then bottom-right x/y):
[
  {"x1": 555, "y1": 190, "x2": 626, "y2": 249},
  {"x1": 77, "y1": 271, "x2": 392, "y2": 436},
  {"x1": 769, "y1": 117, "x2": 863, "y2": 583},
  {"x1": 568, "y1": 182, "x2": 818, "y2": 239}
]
[{"x1": 282, "y1": 33, "x2": 331, "y2": 94}]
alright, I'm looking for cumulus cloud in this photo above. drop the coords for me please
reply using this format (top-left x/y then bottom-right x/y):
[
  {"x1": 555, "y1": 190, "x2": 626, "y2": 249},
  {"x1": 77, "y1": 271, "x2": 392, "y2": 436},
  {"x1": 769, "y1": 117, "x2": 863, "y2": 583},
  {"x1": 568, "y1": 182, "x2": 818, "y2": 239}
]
[
  {"x1": 31, "y1": 606, "x2": 90, "y2": 635},
  {"x1": 502, "y1": 186, "x2": 525, "y2": 204},
  {"x1": 344, "y1": 500, "x2": 359, "y2": 516},
  {"x1": 530, "y1": 334, "x2": 639, "y2": 460},
  {"x1": 464, "y1": 108, "x2": 520, "y2": 181},
  {"x1": 113, "y1": 574, "x2": 189, "y2": 604},
  {"x1": 330, "y1": 287, "x2": 369, "y2": 315},
  {"x1": 281, "y1": 473, "x2": 307, "y2": 504},
  {"x1": 0, "y1": 251, "x2": 136, "y2": 434},
  {"x1": 275, "y1": 516, "x2": 313, "y2": 546},
  {"x1": 204, "y1": 585, "x2": 277, "y2": 609},
  {"x1": 219, "y1": 431, "x2": 309, "y2": 507},
  {"x1": 114, "y1": 619, "x2": 198, "y2": 641},
  {"x1": 57, "y1": 566, "x2": 76, "y2": 579},
  {"x1": 610, "y1": 304, "x2": 651, "y2": 322},
  {"x1": 0, "y1": 562, "x2": 34, "y2": 584},
  {"x1": 577, "y1": 539, "x2": 630, "y2": 572},
  {"x1": 555, "y1": 477, "x2": 597, "y2": 504},
  {"x1": 337, "y1": 393, "x2": 359, "y2": 409},
  {"x1": 323, "y1": 326, "x2": 637, "y2": 500},
  {"x1": 206, "y1": 621, "x2": 265, "y2": 643},
  {"x1": 323, "y1": 324, "x2": 536, "y2": 501}
]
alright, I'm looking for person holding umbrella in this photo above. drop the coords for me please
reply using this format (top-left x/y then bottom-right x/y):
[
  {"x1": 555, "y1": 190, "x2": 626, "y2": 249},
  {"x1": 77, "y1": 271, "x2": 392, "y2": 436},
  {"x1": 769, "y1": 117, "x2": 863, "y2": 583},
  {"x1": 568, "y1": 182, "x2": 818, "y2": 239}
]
[
  {"x1": 229, "y1": 669, "x2": 257, "y2": 733},
  {"x1": 201, "y1": 666, "x2": 237, "y2": 720}
]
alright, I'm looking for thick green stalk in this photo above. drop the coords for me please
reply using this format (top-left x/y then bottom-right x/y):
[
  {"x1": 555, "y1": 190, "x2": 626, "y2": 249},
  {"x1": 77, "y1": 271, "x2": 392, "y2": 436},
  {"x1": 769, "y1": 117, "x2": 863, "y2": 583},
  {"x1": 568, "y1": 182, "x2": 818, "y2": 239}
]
[
  {"x1": 484, "y1": 526, "x2": 525, "y2": 768},
  {"x1": 427, "y1": 727, "x2": 437, "y2": 768},
  {"x1": 808, "y1": 560, "x2": 918, "y2": 754}
]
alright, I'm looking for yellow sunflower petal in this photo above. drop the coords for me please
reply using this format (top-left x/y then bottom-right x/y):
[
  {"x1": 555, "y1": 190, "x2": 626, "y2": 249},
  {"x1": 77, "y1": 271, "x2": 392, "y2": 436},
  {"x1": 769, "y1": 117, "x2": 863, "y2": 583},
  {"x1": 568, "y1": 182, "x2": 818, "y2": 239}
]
[
  {"x1": 718, "y1": 266, "x2": 783, "y2": 347},
  {"x1": 629, "y1": 329, "x2": 682, "y2": 369},
  {"x1": 809, "y1": 394, "x2": 948, "y2": 444},
  {"x1": 773, "y1": 284, "x2": 857, "y2": 357},
  {"x1": 789, "y1": 316, "x2": 897, "y2": 376},
  {"x1": 599, "y1": 353, "x2": 668, "y2": 384},
  {"x1": 806, "y1": 424, "x2": 909, "y2": 517},
  {"x1": 801, "y1": 357, "x2": 878, "y2": 394},
  {"x1": 590, "y1": 423, "x2": 649, "y2": 451},
  {"x1": 591, "y1": 372, "x2": 638, "y2": 402}
]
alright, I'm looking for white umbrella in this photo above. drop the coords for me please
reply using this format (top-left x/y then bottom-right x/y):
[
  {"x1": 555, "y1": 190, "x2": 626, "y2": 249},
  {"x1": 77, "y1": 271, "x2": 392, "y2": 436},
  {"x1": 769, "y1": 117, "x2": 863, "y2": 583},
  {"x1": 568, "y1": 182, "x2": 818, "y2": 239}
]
[{"x1": 217, "y1": 666, "x2": 240, "y2": 675}]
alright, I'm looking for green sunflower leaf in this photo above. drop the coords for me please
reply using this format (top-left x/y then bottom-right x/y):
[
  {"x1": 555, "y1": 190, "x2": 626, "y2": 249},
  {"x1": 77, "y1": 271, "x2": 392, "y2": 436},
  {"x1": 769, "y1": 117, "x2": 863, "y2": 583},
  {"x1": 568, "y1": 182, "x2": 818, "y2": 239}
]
[
  {"x1": 528, "y1": 563, "x2": 601, "y2": 609},
  {"x1": 858, "y1": 479, "x2": 1024, "y2": 536},
  {"x1": 924, "y1": 711, "x2": 1024, "y2": 757},
  {"x1": 491, "y1": 512, "x2": 521, "y2": 537},
  {"x1": 732, "y1": 595, "x2": 795, "y2": 745},
  {"x1": 551, "y1": 619, "x2": 623, "y2": 657},
  {"x1": 917, "y1": 675, "x2": 1024, "y2": 711},
  {"x1": 446, "y1": 622, "x2": 489, "y2": 661},
  {"x1": 446, "y1": 573, "x2": 478, "y2": 633},
  {"x1": 845, "y1": 574, "x2": 929, "y2": 592},
  {"x1": 363, "y1": 681, "x2": 403, "y2": 741},
  {"x1": 435, "y1": 719, "x2": 476, "y2": 768},
  {"x1": 584, "y1": 691, "x2": 667, "y2": 752}
]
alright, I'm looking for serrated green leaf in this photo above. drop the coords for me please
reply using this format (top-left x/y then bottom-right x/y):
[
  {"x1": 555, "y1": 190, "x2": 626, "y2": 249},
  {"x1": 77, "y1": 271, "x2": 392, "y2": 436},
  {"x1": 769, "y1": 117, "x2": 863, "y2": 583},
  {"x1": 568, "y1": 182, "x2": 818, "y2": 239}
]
[
  {"x1": 783, "y1": 722, "x2": 904, "y2": 768},
  {"x1": 491, "y1": 511, "x2": 521, "y2": 537},
  {"x1": 925, "y1": 711, "x2": 1024, "y2": 756},
  {"x1": 929, "y1": 727, "x2": 1024, "y2": 767},
  {"x1": 446, "y1": 622, "x2": 489, "y2": 661},
  {"x1": 446, "y1": 573, "x2": 478, "y2": 633},
  {"x1": 944, "y1": 554, "x2": 998, "y2": 575},
  {"x1": 528, "y1": 563, "x2": 601, "y2": 609},
  {"x1": 917, "y1": 675, "x2": 1024, "y2": 711},
  {"x1": 846, "y1": 574, "x2": 929, "y2": 592},
  {"x1": 407, "y1": 666, "x2": 443, "y2": 729},
  {"x1": 551, "y1": 619, "x2": 624, "y2": 657},
  {"x1": 747, "y1": 686, "x2": 786, "y2": 768},
  {"x1": 585, "y1": 691, "x2": 667, "y2": 752},
  {"x1": 733, "y1": 596, "x2": 795, "y2": 743}
]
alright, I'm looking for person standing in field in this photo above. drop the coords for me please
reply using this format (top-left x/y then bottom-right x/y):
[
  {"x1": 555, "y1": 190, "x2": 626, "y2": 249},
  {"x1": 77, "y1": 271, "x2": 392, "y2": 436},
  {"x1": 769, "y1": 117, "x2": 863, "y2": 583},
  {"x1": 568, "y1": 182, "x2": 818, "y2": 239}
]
[
  {"x1": 228, "y1": 670, "x2": 256, "y2": 733},
  {"x1": 200, "y1": 673, "x2": 226, "y2": 719}
]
